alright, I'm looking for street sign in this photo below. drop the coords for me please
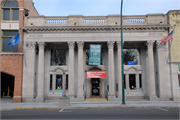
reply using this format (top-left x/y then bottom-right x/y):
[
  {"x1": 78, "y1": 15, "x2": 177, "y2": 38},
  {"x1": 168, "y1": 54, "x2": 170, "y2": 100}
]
[{"x1": 86, "y1": 71, "x2": 106, "y2": 78}]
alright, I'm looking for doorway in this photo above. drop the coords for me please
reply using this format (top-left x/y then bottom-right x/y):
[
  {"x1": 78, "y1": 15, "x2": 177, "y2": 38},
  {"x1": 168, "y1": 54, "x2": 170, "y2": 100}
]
[{"x1": 91, "y1": 78, "x2": 100, "y2": 97}]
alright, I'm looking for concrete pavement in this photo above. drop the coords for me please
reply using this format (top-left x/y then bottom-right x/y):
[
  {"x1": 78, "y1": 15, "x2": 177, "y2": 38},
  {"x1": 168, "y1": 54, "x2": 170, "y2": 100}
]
[{"x1": 0, "y1": 98, "x2": 179, "y2": 111}]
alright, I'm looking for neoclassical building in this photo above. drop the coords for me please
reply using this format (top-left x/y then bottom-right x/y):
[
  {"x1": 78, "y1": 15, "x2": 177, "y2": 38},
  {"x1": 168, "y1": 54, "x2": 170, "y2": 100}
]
[{"x1": 22, "y1": 13, "x2": 180, "y2": 102}]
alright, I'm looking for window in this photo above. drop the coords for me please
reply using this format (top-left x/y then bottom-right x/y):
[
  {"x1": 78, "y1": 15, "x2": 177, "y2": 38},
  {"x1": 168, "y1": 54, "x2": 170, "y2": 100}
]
[
  {"x1": 50, "y1": 75, "x2": 52, "y2": 91},
  {"x1": 139, "y1": 74, "x2": 142, "y2": 90},
  {"x1": 56, "y1": 75, "x2": 62, "y2": 91},
  {"x1": 178, "y1": 75, "x2": 180, "y2": 90},
  {"x1": 2, "y1": 30, "x2": 18, "y2": 52},
  {"x1": 51, "y1": 50, "x2": 67, "y2": 66},
  {"x1": 129, "y1": 74, "x2": 136, "y2": 90},
  {"x1": 123, "y1": 49, "x2": 140, "y2": 65},
  {"x1": 66, "y1": 75, "x2": 68, "y2": 90},
  {"x1": 2, "y1": 1, "x2": 19, "y2": 20}
]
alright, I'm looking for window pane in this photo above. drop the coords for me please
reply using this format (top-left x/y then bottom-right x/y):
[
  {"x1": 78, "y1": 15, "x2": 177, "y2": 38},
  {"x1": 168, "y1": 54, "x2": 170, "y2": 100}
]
[
  {"x1": 66, "y1": 75, "x2": 68, "y2": 90},
  {"x1": 3, "y1": 31, "x2": 18, "y2": 36},
  {"x1": 4, "y1": 9, "x2": 10, "y2": 20},
  {"x1": 13, "y1": 10, "x2": 19, "y2": 20},
  {"x1": 123, "y1": 49, "x2": 140, "y2": 65},
  {"x1": 139, "y1": 74, "x2": 142, "y2": 90},
  {"x1": 51, "y1": 50, "x2": 67, "y2": 66},
  {"x1": 3, "y1": 38, "x2": 18, "y2": 52},
  {"x1": 50, "y1": 75, "x2": 52, "y2": 91},
  {"x1": 4, "y1": 1, "x2": 19, "y2": 7},
  {"x1": 129, "y1": 74, "x2": 136, "y2": 90},
  {"x1": 56, "y1": 75, "x2": 62, "y2": 91},
  {"x1": 124, "y1": 74, "x2": 126, "y2": 89}
]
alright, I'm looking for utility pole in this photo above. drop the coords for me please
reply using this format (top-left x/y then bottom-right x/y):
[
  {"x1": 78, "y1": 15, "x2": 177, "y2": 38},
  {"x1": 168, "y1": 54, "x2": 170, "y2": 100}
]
[{"x1": 121, "y1": 0, "x2": 126, "y2": 104}]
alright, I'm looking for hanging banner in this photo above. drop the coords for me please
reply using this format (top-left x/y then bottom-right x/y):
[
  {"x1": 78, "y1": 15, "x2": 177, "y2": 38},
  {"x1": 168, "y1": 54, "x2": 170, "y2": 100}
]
[
  {"x1": 89, "y1": 44, "x2": 101, "y2": 65},
  {"x1": 86, "y1": 71, "x2": 106, "y2": 78}
]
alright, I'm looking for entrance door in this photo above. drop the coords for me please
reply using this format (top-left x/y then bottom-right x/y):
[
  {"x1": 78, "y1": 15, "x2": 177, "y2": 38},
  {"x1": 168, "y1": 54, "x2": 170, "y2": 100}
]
[{"x1": 91, "y1": 78, "x2": 100, "y2": 97}]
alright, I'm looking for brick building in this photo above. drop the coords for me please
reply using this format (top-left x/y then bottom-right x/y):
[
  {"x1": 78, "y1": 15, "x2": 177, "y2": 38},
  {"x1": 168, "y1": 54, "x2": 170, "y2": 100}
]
[{"x1": 0, "y1": 0, "x2": 38, "y2": 103}]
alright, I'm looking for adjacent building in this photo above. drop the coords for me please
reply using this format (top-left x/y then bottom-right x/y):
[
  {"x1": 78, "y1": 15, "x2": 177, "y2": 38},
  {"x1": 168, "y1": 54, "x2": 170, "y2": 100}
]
[{"x1": 0, "y1": 0, "x2": 38, "y2": 103}]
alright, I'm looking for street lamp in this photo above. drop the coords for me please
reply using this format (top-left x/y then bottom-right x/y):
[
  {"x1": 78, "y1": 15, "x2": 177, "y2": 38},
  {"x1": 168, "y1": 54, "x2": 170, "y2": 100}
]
[{"x1": 121, "y1": 0, "x2": 126, "y2": 104}]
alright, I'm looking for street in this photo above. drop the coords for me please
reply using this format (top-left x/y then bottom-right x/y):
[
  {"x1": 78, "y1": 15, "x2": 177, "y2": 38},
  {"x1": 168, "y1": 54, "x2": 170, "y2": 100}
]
[{"x1": 1, "y1": 108, "x2": 179, "y2": 119}]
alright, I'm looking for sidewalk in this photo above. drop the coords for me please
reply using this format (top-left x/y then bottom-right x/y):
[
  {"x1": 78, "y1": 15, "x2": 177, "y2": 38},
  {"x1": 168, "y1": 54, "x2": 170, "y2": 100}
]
[{"x1": 1, "y1": 99, "x2": 179, "y2": 111}]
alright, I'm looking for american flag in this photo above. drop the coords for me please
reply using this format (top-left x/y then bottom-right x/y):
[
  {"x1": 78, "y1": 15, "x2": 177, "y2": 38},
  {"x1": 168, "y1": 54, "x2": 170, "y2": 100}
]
[{"x1": 160, "y1": 29, "x2": 174, "y2": 43}]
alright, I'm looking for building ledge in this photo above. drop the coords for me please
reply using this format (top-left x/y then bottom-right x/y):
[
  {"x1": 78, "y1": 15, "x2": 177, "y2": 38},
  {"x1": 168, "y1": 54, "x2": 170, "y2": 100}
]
[{"x1": 0, "y1": 52, "x2": 23, "y2": 55}]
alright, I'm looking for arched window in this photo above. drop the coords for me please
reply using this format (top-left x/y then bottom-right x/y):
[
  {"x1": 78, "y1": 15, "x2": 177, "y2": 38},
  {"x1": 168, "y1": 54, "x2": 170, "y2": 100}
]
[{"x1": 2, "y1": 0, "x2": 19, "y2": 20}]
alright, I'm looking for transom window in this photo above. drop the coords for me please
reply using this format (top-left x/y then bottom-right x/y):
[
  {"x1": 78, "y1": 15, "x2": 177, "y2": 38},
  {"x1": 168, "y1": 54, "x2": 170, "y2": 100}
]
[
  {"x1": 51, "y1": 49, "x2": 67, "y2": 66},
  {"x1": 2, "y1": 1, "x2": 19, "y2": 20}
]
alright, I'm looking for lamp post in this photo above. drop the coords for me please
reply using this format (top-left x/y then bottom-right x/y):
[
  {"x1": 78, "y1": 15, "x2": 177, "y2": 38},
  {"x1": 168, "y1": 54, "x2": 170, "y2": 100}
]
[{"x1": 121, "y1": 0, "x2": 126, "y2": 104}]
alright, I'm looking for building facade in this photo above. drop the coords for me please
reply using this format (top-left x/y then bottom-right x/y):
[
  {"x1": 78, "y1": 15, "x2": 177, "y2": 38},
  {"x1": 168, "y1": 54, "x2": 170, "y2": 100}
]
[
  {"x1": 22, "y1": 13, "x2": 179, "y2": 102},
  {"x1": 167, "y1": 10, "x2": 180, "y2": 101},
  {"x1": 0, "y1": 0, "x2": 38, "y2": 103}
]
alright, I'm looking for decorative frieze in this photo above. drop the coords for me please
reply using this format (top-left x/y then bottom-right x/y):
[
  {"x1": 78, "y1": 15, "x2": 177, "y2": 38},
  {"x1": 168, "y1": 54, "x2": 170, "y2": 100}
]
[
  {"x1": 26, "y1": 41, "x2": 36, "y2": 49},
  {"x1": 37, "y1": 42, "x2": 45, "y2": 50},
  {"x1": 146, "y1": 41, "x2": 155, "y2": 49},
  {"x1": 68, "y1": 42, "x2": 75, "y2": 49},
  {"x1": 107, "y1": 41, "x2": 115, "y2": 49},
  {"x1": 77, "y1": 41, "x2": 84, "y2": 49}
]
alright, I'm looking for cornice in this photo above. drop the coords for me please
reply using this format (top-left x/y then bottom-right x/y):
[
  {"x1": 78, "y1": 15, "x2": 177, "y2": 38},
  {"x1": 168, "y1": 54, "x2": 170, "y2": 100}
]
[{"x1": 23, "y1": 25, "x2": 170, "y2": 32}]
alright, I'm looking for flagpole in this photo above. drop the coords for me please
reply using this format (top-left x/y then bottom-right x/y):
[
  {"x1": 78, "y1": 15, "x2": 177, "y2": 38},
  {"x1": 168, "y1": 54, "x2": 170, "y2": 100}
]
[{"x1": 166, "y1": 24, "x2": 176, "y2": 64}]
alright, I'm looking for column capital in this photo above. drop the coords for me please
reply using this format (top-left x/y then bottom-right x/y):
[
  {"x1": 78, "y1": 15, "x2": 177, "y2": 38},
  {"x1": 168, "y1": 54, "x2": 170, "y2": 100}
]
[
  {"x1": 147, "y1": 41, "x2": 155, "y2": 49},
  {"x1": 37, "y1": 42, "x2": 45, "y2": 50},
  {"x1": 116, "y1": 41, "x2": 121, "y2": 49},
  {"x1": 26, "y1": 41, "x2": 36, "y2": 49},
  {"x1": 68, "y1": 42, "x2": 75, "y2": 49},
  {"x1": 107, "y1": 41, "x2": 115, "y2": 49},
  {"x1": 156, "y1": 41, "x2": 166, "y2": 48},
  {"x1": 77, "y1": 41, "x2": 84, "y2": 49}
]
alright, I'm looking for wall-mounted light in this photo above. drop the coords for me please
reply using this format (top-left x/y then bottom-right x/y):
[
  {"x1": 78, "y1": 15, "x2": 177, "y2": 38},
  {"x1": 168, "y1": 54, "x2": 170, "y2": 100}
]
[
  {"x1": 158, "y1": 21, "x2": 163, "y2": 25},
  {"x1": 74, "y1": 23, "x2": 76, "y2": 25},
  {"x1": 115, "y1": 22, "x2": 117, "y2": 24},
  {"x1": 31, "y1": 23, "x2": 33, "y2": 25}
]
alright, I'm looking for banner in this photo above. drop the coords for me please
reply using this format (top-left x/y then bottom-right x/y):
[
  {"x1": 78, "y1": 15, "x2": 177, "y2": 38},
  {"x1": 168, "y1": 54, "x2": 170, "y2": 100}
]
[
  {"x1": 89, "y1": 44, "x2": 101, "y2": 65},
  {"x1": 86, "y1": 71, "x2": 106, "y2": 78}
]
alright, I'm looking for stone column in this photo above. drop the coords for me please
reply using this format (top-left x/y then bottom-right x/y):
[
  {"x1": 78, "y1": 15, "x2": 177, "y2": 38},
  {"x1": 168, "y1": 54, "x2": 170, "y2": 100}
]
[
  {"x1": 36, "y1": 42, "x2": 45, "y2": 102},
  {"x1": 107, "y1": 41, "x2": 116, "y2": 101},
  {"x1": 147, "y1": 41, "x2": 158, "y2": 100},
  {"x1": 68, "y1": 42, "x2": 75, "y2": 101},
  {"x1": 126, "y1": 74, "x2": 129, "y2": 91},
  {"x1": 76, "y1": 41, "x2": 84, "y2": 102},
  {"x1": 23, "y1": 41, "x2": 36, "y2": 102},
  {"x1": 62, "y1": 72, "x2": 66, "y2": 96},
  {"x1": 136, "y1": 74, "x2": 140, "y2": 91},
  {"x1": 156, "y1": 41, "x2": 170, "y2": 100},
  {"x1": 117, "y1": 41, "x2": 122, "y2": 100},
  {"x1": 52, "y1": 74, "x2": 56, "y2": 93}
]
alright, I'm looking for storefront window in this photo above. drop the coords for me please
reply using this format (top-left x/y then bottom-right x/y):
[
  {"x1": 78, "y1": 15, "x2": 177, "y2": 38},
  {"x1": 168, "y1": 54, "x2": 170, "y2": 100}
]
[
  {"x1": 50, "y1": 75, "x2": 52, "y2": 91},
  {"x1": 56, "y1": 75, "x2": 62, "y2": 91},
  {"x1": 129, "y1": 74, "x2": 136, "y2": 90},
  {"x1": 51, "y1": 50, "x2": 67, "y2": 66},
  {"x1": 123, "y1": 49, "x2": 140, "y2": 65}
]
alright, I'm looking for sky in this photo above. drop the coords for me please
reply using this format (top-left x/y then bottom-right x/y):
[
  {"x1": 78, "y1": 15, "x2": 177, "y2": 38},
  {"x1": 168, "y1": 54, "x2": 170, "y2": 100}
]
[{"x1": 33, "y1": 0, "x2": 180, "y2": 16}]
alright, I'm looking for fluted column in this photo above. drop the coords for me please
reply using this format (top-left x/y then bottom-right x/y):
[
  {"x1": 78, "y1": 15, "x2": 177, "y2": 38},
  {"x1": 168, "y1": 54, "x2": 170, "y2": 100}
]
[
  {"x1": 117, "y1": 41, "x2": 122, "y2": 99},
  {"x1": 36, "y1": 42, "x2": 45, "y2": 102},
  {"x1": 23, "y1": 41, "x2": 36, "y2": 102},
  {"x1": 52, "y1": 74, "x2": 56, "y2": 93},
  {"x1": 68, "y1": 42, "x2": 75, "y2": 101},
  {"x1": 156, "y1": 41, "x2": 169, "y2": 100},
  {"x1": 147, "y1": 41, "x2": 157, "y2": 100},
  {"x1": 77, "y1": 41, "x2": 84, "y2": 102},
  {"x1": 107, "y1": 41, "x2": 116, "y2": 101}
]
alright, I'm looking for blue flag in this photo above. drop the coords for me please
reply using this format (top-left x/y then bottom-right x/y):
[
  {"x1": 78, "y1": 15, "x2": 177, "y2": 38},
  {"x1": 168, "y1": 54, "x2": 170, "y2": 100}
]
[{"x1": 7, "y1": 33, "x2": 21, "y2": 46}]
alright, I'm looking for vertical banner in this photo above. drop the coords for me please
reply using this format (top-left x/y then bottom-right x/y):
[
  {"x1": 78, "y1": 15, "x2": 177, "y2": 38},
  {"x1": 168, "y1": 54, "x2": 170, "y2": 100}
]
[{"x1": 89, "y1": 44, "x2": 101, "y2": 65}]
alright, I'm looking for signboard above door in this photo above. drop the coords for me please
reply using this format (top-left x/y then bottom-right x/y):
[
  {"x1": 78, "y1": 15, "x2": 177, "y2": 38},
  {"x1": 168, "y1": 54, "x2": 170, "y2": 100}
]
[{"x1": 86, "y1": 71, "x2": 106, "y2": 78}]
